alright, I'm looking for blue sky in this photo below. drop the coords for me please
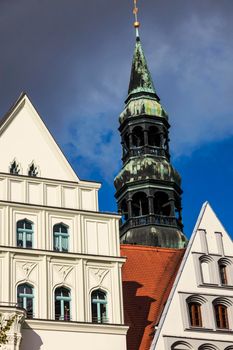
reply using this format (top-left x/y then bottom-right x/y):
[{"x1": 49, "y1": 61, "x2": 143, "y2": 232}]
[{"x1": 0, "y1": 0, "x2": 232, "y2": 238}]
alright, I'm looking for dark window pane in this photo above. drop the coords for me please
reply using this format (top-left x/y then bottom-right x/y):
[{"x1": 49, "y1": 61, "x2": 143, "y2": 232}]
[
  {"x1": 215, "y1": 304, "x2": 229, "y2": 329},
  {"x1": 219, "y1": 265, "x2": 228, "y2": 285},
  {"x1": 17, "y1": 296, "x2": 23, "y2": 308},
  {"x1": 61, "y1": 225, "x2": 68, "y2": 233},
  {"x1": 55, "y1": 300, "x2": 61, "y2": 320},
  {"x1": 91, "y1": 302, "x2": 98, "y2": 322},
  {"x1": 17, "y1": 221, "x2": 24, "y2": 229},
  {"x1": 189, "y1": 303, "x2": 202, "y2": 327},
  {"x1": 25, "y1": 221, "x2": 32, "y2": 230}
]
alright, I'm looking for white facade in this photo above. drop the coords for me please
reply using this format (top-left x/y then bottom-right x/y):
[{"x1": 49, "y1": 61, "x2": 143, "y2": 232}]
[
  {"x1": 0, "y1": 94, "x2": 127, "y2": 350},
  {"x1": 151, "y1": 202, "x2": 233, "y2": 350}
]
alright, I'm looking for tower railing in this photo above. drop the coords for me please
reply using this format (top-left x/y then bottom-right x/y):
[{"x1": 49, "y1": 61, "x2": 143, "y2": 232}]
[
  {"x1": 120, "y1": 213, "x2": 181, "y2": 235},
  {"x1": 122, "y1": 145, "x2": 168, "y2": 162}
]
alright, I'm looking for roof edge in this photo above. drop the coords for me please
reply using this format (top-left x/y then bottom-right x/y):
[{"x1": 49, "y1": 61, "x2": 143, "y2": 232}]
[{"x1": 150, "y1": 201, "x2": 209, "y2": 350}]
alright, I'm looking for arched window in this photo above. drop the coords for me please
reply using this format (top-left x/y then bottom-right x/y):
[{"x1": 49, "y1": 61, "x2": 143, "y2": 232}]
[
  {"x1": 91, "y1": 290, "x2": 108, "y2": 323},
  {"x1": 17, "y1": 219, "x2": 33, "y2": 248},
  {"x1": 132, "y1": 192, "x2": 149, "y2": 217},
  {"x1": 132, "y1": 126, "x2": 144, "y2": 147},
  {"x1": 219, "y1": 263, "x2": 228, "y2": 285},
  {"x1": 55, "y1": 287, "x2": 71, "y2": 321},
  {"x1": 188, "y1": 302, "x2": 202, "y2": 327},
  {"x1": 198, "y1": 345, "x2": 219, "y2": 350},
  {"x1": 154, "y1": 192, "x2": 171, "y2": 216},
  {"x1": 53, "y1": 223, "x2": 69, "y2": 252},
  {"x1": 214, "y1": 304, "x2": 229, "y2": 329},
  {"x1": 199, "y1": 256, "x2": 213, "y2": 284},
  {"x1": 148, "y1": 126, "x2": 160, "y2": 147},
  {"x1": 171, "y1": 341, "x2": 193, "y2": 349},
  {"x1": 17, "y1": 283, "x2": 34, "y2": 318}
]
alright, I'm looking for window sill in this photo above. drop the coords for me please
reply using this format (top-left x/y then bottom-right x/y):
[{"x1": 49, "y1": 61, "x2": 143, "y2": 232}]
[
  {"x1": 198, "y1": 283, "x2": 233, "y2": 290},
  {"x1": 215, "y1": 328, "x2": 233, "y2": 333},
  {"x1": 185, "y1": 327, "x2": 233, "y2": 334},
  {"x1": 185, "y1": 327, "x2": 213, "y2": 333}
]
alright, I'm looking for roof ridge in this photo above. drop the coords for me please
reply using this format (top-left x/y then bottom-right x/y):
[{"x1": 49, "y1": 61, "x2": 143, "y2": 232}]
[{"x1": 120, "y1": 244, "x2": 185, "y2": 253}]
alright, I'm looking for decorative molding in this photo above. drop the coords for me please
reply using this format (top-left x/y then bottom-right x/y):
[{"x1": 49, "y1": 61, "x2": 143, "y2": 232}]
[
  {"x1": 55, "y1": 265, "x2": 74, "y2": 283},
  {"x1": 90, "y1": 268, "x2": 109, "y2": 286},
  {"x1": 22, "y1": 262, "x2": 37, "y2": 279}
]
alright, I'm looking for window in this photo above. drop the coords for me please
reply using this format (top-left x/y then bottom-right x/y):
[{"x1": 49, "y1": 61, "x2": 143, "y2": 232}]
[
  {"x1": 91, "y1": 290, "x2": 108, "y2": 323},
  {"x1": 17, "y1": 283, "x2": 34, "y2": 318},
  {"x1": 53, "y1": 223, "x2": 69, "y2": 252},
  {"x1": 214, "y1": 304, "x2": 229, "y2": 329},
  {"x1": 120, "y1": 199, "x2": 128, "y2": 224},
  {"x1": 153, "y1": 191, "x2": 171, "y2": 216},
  {"x1": 199, "y1": 256, "x2": 213, "y2": 284},
  {"x1": 171, "y1": 341, "x2": 193, "y2": 350},
  {"x1": 219, "y1": 263, "x2": 228, "y2": 285},
  {"x1": 132, "y1": 126, "x2": 144, "y2": 147},
  {"x1": 188, "y1": 302, "x2": 202, "y2": 327},
  {"x1": 132, "y1": 192, "x2": 149, "y2": 217},
  {"x1": 55, "y1": 287, "x2": 71, "y2": 321},
  {"x1": 17, "y1": 219, "x2": 33, "y2": 248},
  {"x1": 198, "y1": 345, "x2": 219, "y2": 350}
]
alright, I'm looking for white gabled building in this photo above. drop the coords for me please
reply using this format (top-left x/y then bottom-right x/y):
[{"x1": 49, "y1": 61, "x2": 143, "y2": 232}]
[
  {"x1": 0, "y1": 93, "x2": 128, "y2": 350},
  {"x1": 151, "y1": 202, "x2": 233, "y2": 350}
]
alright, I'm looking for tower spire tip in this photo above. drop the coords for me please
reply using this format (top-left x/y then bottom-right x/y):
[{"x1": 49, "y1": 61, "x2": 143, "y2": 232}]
[{"x1": 133, "y1": 0, "x2": 140, "y2": 38}]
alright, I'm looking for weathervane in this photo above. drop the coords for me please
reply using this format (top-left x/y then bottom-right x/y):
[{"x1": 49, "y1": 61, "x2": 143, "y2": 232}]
[{"x1": 133, "y1": 0, "x2": 140, "y2": 37}]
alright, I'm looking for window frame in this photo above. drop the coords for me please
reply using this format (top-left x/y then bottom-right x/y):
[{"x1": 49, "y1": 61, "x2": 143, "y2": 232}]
[
  {"x1": 17, "y1": 283, "x2": 34, "y2": 318},
  {"x1": 91, "y1": 289, "x2": 108, "y2": 324},
  {"x1": 219, "y1": 264, "x2": 228, "y2": 285},
  {"x1": 16, "y1": 219, "x2": 34, "y2": 249},
  {"x1": 53, "y1": 223, "x2": 69, "y2": 252},
  {"x1": 54, "y1": 286, "x2": 71, "y2": 321},
  {"x1": 188, "y1": 302, "x2": 202, "y2": 327},
  {"x1": 214, "y1": 303, "x2": 229, "y2": 329}
]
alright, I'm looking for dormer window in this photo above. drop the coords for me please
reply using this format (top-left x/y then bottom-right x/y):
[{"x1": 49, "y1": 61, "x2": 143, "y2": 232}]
[
  {"x1": 28, "y1": 162, "x2": 38, "y2": 177},
  {"x1": 10, "y1": 160, "x2": 20, "y2": 175}
]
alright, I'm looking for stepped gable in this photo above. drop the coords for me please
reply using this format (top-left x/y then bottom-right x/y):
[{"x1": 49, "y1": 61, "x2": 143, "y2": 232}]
[{"x1": 120, "y1": 244, "x2": 185, "y2": 350}]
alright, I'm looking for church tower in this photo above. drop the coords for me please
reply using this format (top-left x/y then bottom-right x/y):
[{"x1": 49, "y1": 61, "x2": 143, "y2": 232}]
[{"x1": 114, "y1": 2, "x2": 187, "y2": 248}]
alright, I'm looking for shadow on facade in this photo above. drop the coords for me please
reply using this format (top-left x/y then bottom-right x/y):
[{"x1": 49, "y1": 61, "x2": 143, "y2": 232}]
[
  {"x1": 123, "y1": 281, "x2": 155, "y2": 350},
  {"x1": 20, "y1": 323, "x2": 43, "y2": 350}
]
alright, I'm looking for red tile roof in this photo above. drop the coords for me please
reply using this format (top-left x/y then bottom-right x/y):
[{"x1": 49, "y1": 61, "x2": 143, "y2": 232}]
[{"x1": 121, "y1": 244, "x2": 185, "y2": 350}]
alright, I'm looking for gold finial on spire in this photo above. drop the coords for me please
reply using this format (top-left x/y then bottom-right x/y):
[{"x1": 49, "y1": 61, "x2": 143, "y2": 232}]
[{"x1": 133, "y1": 0, "x2": 140, "y2": 37}]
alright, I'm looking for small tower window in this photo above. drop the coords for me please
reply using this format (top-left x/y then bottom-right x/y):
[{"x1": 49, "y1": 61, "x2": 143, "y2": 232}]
[
  {"x1": 53, "y1": 223, "x2": 69, "y2": 252},
  {"x1": 120, "y1": 199, "x2": 128, "y2": 224},
  {"x1": 153, "y1": 192, "x2": 171, "y2": 216},
  {"x1": 28, "y1": 162, "x2": 38, "y2": 177},
  {"x1": 17, "y1": 283, "x2": 34, "y2": 318},
  {"x1": 148, "y1": 126, "x2": 160, "y2": 147},
  {"x1": 188, "y1": 302, "x2": 202, "y2": 327},
  {"x1": 132, "y1": 192, "x2": 149, "y2": 217},
  {"x1": 55, "y1": 287, "x2": 71, "y2": 321},
  {"x1": 214, "y1": 304, "x2": 229, "y2": 329},
  {"x1": 132, "y1": 126, "x2": 144, "y2": 147},
  {"x1": 91, "y1": 290, "x2": 108, "y2": 323},
  {"x1": 10, "y1": 160, "x2": 20, "y2": 175},
  {"x1": 17, "y1": 219, "x2": 33, "y2": 248}
]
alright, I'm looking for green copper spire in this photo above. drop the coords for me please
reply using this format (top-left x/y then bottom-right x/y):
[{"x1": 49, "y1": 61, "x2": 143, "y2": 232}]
[{"x1": 127, "y1": 37, "x2": 159, "y2": 101}]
